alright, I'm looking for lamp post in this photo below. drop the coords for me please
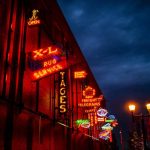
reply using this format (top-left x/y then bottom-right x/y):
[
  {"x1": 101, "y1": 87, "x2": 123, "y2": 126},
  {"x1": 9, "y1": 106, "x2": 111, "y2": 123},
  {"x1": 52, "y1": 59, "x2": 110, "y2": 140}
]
[
  {"x1": 146, "y1": 103, "x2": 150, "y2": 114},
  {"x1": 128, "y1": 104, "x2": 135, "y2": 122},
  {"x1": 128, "y1": 103, "x2": 150, "y2": 150}
]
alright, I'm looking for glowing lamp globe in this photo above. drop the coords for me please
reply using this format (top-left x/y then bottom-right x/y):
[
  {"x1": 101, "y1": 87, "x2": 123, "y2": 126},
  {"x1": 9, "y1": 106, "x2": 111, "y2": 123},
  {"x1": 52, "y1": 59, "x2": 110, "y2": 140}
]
[{"x1": 128, "y1": 104, "x2": 135, "y2": 112}]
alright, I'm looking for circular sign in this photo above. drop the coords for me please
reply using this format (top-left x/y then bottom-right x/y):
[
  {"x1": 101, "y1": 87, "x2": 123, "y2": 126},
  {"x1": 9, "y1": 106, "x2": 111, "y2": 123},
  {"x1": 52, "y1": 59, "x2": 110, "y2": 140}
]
[
  {"x1": 83, "y1": 86, "x2": 96, "y2": 98},
  {"x1": 97, "y1": 108, "x2": 108, "y2": 117}
]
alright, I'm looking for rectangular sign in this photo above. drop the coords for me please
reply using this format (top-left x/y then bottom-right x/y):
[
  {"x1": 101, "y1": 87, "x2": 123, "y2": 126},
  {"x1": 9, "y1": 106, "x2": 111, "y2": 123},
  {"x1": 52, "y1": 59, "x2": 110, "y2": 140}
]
[
  {"x1": 32, "y1": 60, "x2": 67, "y2": 80},
  {"x1": 59, "y1": 71, "x2": 67, "y2": 113},
  {"x1": 74, "y1": 71, "x2": 87, "y2": 79},
  {"x1": 29, "y1": 45, "x2": 62, "y2": 61}
]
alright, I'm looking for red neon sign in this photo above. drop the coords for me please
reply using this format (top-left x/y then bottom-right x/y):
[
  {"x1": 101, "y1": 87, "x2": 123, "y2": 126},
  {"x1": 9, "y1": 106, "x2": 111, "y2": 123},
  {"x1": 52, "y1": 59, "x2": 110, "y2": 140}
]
[
  {"x1": 74, "y1": 71, "x2": 87, "y2": 79},
  {"x1": 31, "y1": 46, "x2": 62, "y2": 61},
  {"x1": 32, "y1": 61, "x2": 67, "y2": 80},
  {"x1": 83, "y1": 86, "x2": 96, "y2": 98}
]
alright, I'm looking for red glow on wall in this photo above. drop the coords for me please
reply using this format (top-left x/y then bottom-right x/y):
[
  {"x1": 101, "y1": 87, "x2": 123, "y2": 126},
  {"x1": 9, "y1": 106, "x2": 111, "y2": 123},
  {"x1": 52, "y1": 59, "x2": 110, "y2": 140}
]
[
  {"x1": 74, "y1": 71, "x2": 87, "y2": 79},
  {"x1": 83, "y1": 86, "x2": 96, "y2": 99},
  {"x1": 31, "y1": 45, "x2": 62, "y2": 61}
]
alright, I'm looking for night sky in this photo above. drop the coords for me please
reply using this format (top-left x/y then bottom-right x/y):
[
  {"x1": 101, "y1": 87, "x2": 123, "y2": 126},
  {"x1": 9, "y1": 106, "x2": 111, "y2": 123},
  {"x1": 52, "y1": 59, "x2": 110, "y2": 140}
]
[{"x1": 57, "y1": 0, "x2": 150, "y2": 144}]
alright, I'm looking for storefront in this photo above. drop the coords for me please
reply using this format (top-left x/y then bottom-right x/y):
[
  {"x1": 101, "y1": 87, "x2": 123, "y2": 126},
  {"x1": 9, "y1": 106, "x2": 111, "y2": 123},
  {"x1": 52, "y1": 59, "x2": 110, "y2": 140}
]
[{"x1": 0, "y1": 0, "x2": 108, "y2": 149}]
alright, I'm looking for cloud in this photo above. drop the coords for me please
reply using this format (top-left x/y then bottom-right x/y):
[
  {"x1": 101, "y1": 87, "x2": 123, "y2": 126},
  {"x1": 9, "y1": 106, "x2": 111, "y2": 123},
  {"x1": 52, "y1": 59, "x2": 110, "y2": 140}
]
[{"x1": 57, "y1": 0, "x2": 150, "y2": 125}]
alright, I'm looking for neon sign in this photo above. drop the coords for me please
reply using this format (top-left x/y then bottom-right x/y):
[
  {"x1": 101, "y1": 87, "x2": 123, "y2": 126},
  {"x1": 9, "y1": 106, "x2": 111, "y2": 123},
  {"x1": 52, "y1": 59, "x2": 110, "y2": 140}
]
[
  {"x1": 78, "y1": 102, "x2": 100, "y2": 107},
  {"x1": 84, "y1": 108, "x2": 96, "y2": 113},
  {"x1": 28, "y1": 56, "x2": 61, "y2": 71},
  {"x1": 97, "y1": 108, "x2": 108, "y2": 117},
  {"x1": 82, "y1": 97, "x2": 102, "y2": 103},
  {"x1": 80, "y1": 122, "x2": 90, "y2": 128},
  {"x1": 28, "y1": 9, "x2": 41, "y2": 26},
  {"x1": 43, "y1": 58, "x2": 57, "y2": 67},
  {"x1": 32, "y1": 61, "x2": 66, "y2": 80},
  {"x1": 83, "y1": 86, "x2": 96, "y2": 98},
  {"x1": 74, "y1": 71, "x2": 87, "y2": 79},
  {"x1": 59, "y1": 71, "x2": 67, "y2": 113},
  {"x1": 30, "y1": 45, "x2": 62, "y2": 61},
  {"x1": 101, "y1": 123, "x2": 113, "y2": 130},
  {"x1": 99, "y1": 130, "x2": 111, "y2": 140},
  {"x1": 97, "y1": 117, "x2": 105, "y2": 122}
]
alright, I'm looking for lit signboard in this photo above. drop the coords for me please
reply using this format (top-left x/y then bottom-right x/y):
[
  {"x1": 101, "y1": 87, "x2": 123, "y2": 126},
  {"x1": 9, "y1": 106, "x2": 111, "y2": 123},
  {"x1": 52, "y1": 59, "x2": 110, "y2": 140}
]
[
  {"x1": 78, "y1": 96, "x2": 102, "y2": 108},
  {"x1": 76, "y1": 119, "x2": 89, "y2": 125},
  {"x1": 28, "y1": 45, "x2": 66, "y2": 80},
  {"x1": 101, "y1": 123, "x2": 113, "y2": 130},
  {"x1": 97, "y1": 117, "x2": 105, "y2": 122},
  {"x1": 83, "y1": 86, "x2": 96, "y2": 98},
  {"x1": 32, "y1": 60, "x2": 67, "y2": 80},
  {"x1": 74, "y1": 71, "x2": 87, "y2": 79},
  {"x1": 59, "y1": 71, "x2": 67, "y2": 113},
  {"x1": 28, "y1": 9, "x2": 41, "y2": 26},
  {"x1": 76, "y1": 119, "x2": 90, "y2": 128},
  {"x1": 78, "y1": 102, "x2": 100, "y2": 107},
  {"x1": 80, "y1": 122, "x2": 90, "y2": 128},
  {"x1": 99, "y1": 130, "x2": 111, "y2": 140},
  {"x1": 108, "y1": 115, "x2": 115, "y2": 120},
  {"x1": 84, "y1": 108, "x2": 96, "y2": 113},
  {"x1": 97, "y1": 108, "x2": 108, "y2": 117},
  {"x1": 28, "y1": 56, "x2": 61, "y2": 71},
  {"x1": 29, "y1": 45, "x2": 62, "y2": 61},
  {"x1": 82, "y1": 97, "x2": 102, "y2": 103}
]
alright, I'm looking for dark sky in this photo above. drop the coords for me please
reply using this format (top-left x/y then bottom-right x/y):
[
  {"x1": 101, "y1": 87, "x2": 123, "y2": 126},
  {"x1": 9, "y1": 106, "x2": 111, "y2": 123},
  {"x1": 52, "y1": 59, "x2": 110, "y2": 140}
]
[{"x1": 57, "y1": 0, "x2": 150, "y2": 143}]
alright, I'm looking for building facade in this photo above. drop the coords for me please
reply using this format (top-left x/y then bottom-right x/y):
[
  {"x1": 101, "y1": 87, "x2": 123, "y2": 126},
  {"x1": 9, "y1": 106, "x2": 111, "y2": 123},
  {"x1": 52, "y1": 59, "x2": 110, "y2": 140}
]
[{"x1": 0, "y1": 0, "x2": 110, "y2": 150}]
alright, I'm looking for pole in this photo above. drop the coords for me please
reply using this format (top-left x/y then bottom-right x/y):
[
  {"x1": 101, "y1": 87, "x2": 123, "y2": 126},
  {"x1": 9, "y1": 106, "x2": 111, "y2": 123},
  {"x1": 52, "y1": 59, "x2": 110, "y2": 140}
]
[{"x1": 141, "y1": 114, "x2": 147, "y2": 150}]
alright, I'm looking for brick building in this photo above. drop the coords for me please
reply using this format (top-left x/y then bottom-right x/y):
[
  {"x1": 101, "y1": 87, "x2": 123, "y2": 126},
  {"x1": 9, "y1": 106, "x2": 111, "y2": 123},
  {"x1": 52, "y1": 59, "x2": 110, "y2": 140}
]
[{"x1": 0, "y1": 0, "x2": 110, "y2": 150}]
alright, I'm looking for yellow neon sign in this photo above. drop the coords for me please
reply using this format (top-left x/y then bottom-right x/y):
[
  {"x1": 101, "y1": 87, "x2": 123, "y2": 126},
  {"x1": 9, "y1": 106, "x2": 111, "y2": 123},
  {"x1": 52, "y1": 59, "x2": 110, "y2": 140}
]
[
  {"x1": 74, "y1": 71, "x2": 87, "y2": 79},
  {"x1": 59, "y1": 72, "x2": 67, "y2": 113},
  {"x1": 28, "y1": 9, "x2": 41, "y2": 26},
  {"x1": 83, "y1": 86, "x2": 96, "y2": 98}
]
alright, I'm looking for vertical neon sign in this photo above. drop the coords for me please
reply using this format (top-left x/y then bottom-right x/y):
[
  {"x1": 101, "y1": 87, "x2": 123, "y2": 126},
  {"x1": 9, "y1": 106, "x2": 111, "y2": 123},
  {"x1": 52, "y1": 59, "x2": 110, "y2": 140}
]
[{"x1": 59, "y1": 71, "x2": 67, "y2": 113}]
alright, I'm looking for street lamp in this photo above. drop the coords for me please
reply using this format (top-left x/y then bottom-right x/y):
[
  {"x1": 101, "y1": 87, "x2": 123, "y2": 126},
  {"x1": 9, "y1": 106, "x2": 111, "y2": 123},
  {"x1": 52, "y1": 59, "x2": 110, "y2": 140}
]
[
  {"x1": 146, "y1": 103, "x2": 150, "y2": 114},
  {"x1": 128, "y1": 104, "x2": 135, "y2": 122},
  {"x1": 128, "y1": 103, "x2": 150, "y2": 150}
]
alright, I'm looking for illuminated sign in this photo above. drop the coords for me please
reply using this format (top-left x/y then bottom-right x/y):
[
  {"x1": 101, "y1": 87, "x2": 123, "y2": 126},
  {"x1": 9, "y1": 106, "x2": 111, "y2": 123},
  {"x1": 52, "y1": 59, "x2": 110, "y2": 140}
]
[
  {"x1": 59, "y1": 71, "x2": 67, "y2": 113},
  {"x1": 80, "y1": 122, "x2": 90, "y2": 128},
  {"x1": 111, "y1": 120, "x2": 118, "y2": 127},
  {"x1": 82, "y1": 97, "x2": 102, "y2": 103},
  {"x1": 97, "y1": 117, "x2": 105, "y2": 122},
  {"x1": 94, "y1": 112, "x2": 98, "y2": 124},
  {"x1": 78, "y1": 102, "x2": 100, "y2": 107},
  {"x1": 97, "y1": 108, "x2": 108, "y2": 117},
  {"x1": 108, "y1": 115, "x2": 115, "y2": 120},
  {"x1": 99, "y1": 130, "x2": 111, "y2": 140},
  {"x1": 28, "y1": 9, "x2": 41, "y2": 26},
  {"x1": 76, "y1": 119, "x2": 89, "y2": 125},
  {"x1": 83, "y1": 86, "x2": 96, "y2": 98},
  {"x1": 85, "y1": 108, "x2": 96, "y2": 113},
  {"x1": 28, "y1": 56, "x2": 62, "y2": 71},
  {"x1": 101, "y1": 123, "x2": 113, "y2": 130},
  {"x1": 74, "y1": 71, "x2": 87, "y2": 79},
  {"x1": 105, "y1": 119, "x2": 115, "y2": 123},
  {"x1": 32, "y1": 61, "x2": 66, "y2": 80},
  {"x1": 88, "y1": 113, "x2": 94, "y2": 126},
  {"x1": 76, "y1": 119, "x2": 90, "y2": 128},
  {"x1": 29, "y1": 45, "x2": 62, "y2": 61}
]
